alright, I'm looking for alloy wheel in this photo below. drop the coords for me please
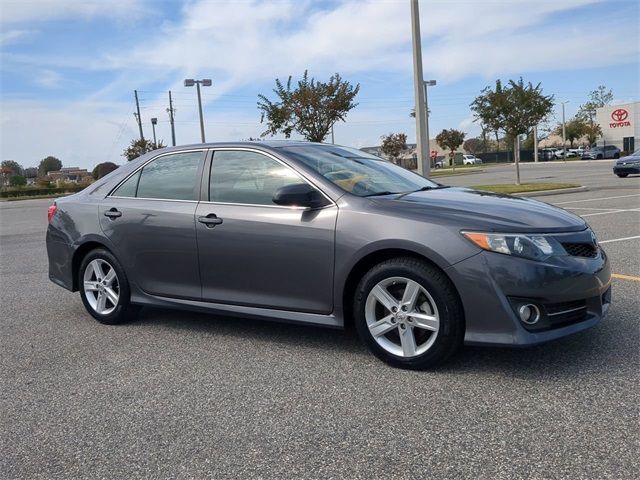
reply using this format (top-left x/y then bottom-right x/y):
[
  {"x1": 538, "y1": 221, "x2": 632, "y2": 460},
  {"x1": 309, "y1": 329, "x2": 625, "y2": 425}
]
[
  {"x1": 365, "y1": 276, "x2": 440, "y2": 358},
  {"x1": 83, "y1": 259, "x2": 120, "y2": 315}
]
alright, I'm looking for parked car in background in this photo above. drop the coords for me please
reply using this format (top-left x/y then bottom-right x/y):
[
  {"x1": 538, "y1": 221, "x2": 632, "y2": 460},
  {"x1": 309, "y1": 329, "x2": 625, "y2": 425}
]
[
  {"x1": 462, "y1": 154, "x2": 482, "y2": 165},
  {"x1": 433, "y1": 159, "x2": 445, "y2": 169},
  {"x1": 569, "y1": 147, "x2": 585, "y2": 156},
  {"x1": 553, "y1": 149, "x2": 576, "y2": 159},
  {"x1": 539, "y1": 148, "x2": 556, "y2": 161},
  {"x1": 46, "y1": 141, "x2": 611, "y2": 370},
  {"x1": 613, "y1": 149, "x2": 640, "y2": 177},
  {"x1": 582, "y1": 145, "x2": 621, "y2": 159}
]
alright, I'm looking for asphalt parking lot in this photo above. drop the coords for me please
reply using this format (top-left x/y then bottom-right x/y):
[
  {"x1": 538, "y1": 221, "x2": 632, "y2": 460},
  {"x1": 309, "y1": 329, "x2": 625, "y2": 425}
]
[{"x1": 1, "y1": 160, "x2": 638, "y2": 479}]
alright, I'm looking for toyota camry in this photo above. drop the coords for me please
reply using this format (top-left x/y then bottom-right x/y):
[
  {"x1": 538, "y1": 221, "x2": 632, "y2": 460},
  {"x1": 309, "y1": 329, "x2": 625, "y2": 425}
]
[{"x1": 46, "y1": 142, "x2": 611, "y2": 369}]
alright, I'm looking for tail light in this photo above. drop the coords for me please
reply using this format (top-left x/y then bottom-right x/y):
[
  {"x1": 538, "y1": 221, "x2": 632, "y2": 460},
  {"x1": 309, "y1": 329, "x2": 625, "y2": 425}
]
[{"x1": 47, "y1": 203, "x2": 57, "y2": 223}]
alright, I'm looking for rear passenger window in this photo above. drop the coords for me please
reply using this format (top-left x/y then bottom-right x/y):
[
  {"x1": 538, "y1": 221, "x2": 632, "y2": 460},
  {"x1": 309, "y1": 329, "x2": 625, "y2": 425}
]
[{"x1": 136, "y1": 151, "x2": 203, "y2": 200}]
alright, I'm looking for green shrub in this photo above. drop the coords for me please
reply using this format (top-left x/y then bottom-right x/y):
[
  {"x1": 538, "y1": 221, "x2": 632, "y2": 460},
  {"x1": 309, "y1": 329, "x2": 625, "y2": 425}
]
[{"x1": 0, "y1": 185, "x2": 86, "y2": 198}]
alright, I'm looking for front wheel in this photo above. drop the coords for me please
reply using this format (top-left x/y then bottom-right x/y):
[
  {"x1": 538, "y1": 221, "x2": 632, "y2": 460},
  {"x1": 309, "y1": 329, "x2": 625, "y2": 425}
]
[
  {"x1": 79, "y1": 248, "x2": 139, "y2": 325},
  {"x1": 617, "y1": 173, "x2": 629, "y2": 178},
  {"x1": 353, "y1": 258, "x2": 464, "y2": 369}
]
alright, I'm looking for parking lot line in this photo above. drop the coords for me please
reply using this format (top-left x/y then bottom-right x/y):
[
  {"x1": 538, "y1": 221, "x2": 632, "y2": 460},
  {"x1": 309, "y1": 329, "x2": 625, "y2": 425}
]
[
  {"x1": 612, "y1": 273, "x2": 640, "y2": 282},
  {"x1": 580, "y1": 209, "x2": 640, "y2": 217},
  {"x1": 554, "y1": 194, "x2": 640, "y2": 205},
  {"x1": 599, "y1": 235, "x2": 640, "y2": 244}
]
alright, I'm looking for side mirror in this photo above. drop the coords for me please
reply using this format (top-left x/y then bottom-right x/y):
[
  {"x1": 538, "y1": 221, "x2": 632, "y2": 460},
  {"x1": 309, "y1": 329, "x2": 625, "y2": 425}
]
[{"x1": 272, "y1": 183, "x2": 329, "y2": 209}]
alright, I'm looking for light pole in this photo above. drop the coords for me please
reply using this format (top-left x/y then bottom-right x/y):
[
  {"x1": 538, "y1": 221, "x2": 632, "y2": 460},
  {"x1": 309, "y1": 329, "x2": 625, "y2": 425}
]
[
  {"x1": 561, "y1": 101, "x2": 569, "y2": 163},
  {"x1": 184, "y1": 78, "x2": 212, "y2": 143},
  {"x1": 150, "y1": 117, "x2": 157, "y2": 145},
  {"x1": 423, "y1": 80, "x2": 436, "y2": 167},
  {"x1": 410, "y1": 0, "x2": 428, "y2": 176}
]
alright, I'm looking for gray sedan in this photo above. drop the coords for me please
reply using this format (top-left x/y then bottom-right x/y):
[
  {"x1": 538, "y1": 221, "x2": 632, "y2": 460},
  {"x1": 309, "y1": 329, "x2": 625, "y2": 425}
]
[
  {"x1": 46, "y1": 142, "x2": 611, "y2": 369},
  {"x1": 613, "y1": 149, "x2": 640, "y2": 177}
]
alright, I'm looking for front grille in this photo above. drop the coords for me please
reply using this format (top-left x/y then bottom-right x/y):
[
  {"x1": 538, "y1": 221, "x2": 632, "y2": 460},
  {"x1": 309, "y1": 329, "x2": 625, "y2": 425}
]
[
  {"x1": 545, "y1": 299, "x2": 586, "y2": 315},
  {"x1": 562, "y1": 242, "x2": 598, "y2": 258}
]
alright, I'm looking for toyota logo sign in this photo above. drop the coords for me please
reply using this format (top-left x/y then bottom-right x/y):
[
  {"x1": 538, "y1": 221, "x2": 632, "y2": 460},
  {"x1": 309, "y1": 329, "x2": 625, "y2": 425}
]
[
  {"x1": 611, "y1": 109, "x2": 628, "y2": 122},
  {"x1": 609, "y1": 108, "x2": 631, "y2": 128}
]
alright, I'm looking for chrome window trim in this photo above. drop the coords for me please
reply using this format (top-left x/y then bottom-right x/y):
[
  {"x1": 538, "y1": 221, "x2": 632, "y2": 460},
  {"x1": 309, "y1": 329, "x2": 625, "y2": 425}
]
[
  {"x1": 107, "y1": 148, "x2": 208, "y2": 200},
  {"x1": 198, "y1": 200, "x2": 335, "y2": 211},
  {"x1": 108, "y1": 196, "x2": 199, "y2": 204},
  {"x1": 207, "y1": 147, "x2": 337, "y2": 208}
]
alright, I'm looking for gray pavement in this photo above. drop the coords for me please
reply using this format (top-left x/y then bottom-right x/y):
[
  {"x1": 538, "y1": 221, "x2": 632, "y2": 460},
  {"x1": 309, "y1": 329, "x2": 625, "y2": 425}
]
[{"x1": 1, "y1": 163, "x2": 639, "y2": 479}]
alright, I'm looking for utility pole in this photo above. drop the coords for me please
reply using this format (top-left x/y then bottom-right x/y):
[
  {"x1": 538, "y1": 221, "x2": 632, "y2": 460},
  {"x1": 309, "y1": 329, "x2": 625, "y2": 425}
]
[
  {"x1": 134, "y1": 90, "x2": 144, "y2": 141},
  {"x1": 331, "y1": 123, "x2": 335, "y2": 144},
  {"x1": 533, "y1": 125, "x2": 539, "y2": 162},
  {"x1": 410, "y1": 0, "x2": 429, "y2": 176},
  {"x1": 184, "y1": 79, "x2": 211, "y2": 143},
  {"x1": 167, "y1": 90, "x2": 176, "y2": 146},
  {"x1": 561, "y1": 101, "x2": 569, "y2": 163}
]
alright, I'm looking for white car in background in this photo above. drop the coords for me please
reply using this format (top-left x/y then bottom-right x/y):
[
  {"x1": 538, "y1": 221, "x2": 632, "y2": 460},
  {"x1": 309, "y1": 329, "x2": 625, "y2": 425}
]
[
  {"x1": 462, "y1": 154, "x2": 482, "y2": 165},
  {"x1": 553, "y1": 149, "x2": 576, "y2": 159}
]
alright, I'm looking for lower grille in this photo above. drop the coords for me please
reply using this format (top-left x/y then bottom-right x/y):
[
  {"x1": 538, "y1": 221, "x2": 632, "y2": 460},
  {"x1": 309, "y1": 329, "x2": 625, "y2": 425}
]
[
  {"x1": 543, "y1": 299, "x2": 588, "y2": 328},
  {"x1": 562, "y1": 242, "x2": 598, "y2": 258}
]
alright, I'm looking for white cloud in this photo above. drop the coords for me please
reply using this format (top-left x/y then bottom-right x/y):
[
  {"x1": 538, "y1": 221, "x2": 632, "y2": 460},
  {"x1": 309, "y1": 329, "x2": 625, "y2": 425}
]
[
  {"x1": 0, "y1": 29, "x2": 35, "y2": 46},
  {"x1": 32, "y1": 69, "x2": 63, "y2": 88},
  {"x1": 0, "y1": 0, "x2": 144, "y2": 24}
]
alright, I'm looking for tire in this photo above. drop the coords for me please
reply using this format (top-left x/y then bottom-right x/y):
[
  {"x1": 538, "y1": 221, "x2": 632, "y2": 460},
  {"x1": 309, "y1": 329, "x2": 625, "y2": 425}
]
[
  {"x1": 353, "y1": 257, "x2": 464, "y2": 369},
  {"x1": 614, "y1": 153, "x2": 620, "y2": 159},
  {"x1": 78, "y1": 248, "x2": 139, "y2": 325},
  {"x1": 597, "y1": 154, "x2": 603, "y2": 159},
  {"x1": 617, "y1": 173, "x2": 629, "y2": 178}
]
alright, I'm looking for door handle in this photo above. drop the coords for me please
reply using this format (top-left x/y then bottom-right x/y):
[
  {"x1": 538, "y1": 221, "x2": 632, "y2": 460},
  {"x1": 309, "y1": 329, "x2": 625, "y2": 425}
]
[
  {"x1": 198, "y1": 214, "x2": 223, "y2": 228},
  {"x1": 104, "y1": 208, "x2": 122, "y2": 219}
]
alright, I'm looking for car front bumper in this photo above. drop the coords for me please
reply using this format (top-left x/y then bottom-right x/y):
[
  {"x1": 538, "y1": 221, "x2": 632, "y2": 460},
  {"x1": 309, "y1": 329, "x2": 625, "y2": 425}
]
[
  {"x1": 446, "y1": 247, "x2": 611, "y2": 347},
  {"x1": 613, "y1": 165, "x2": 640, "y2": 175}
]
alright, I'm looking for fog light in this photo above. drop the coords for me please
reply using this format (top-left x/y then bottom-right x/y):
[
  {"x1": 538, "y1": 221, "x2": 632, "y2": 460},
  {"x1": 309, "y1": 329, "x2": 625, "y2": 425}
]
[{"x1": 518, "y1": 304, "x2": 541, "y2": 325}]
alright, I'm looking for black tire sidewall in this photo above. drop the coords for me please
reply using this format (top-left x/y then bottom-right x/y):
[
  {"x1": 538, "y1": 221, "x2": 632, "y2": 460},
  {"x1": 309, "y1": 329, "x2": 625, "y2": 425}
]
[
  {"x1": 78, "y1": 248, "x2": 133, "y2": 325},
  {"x1": 353, "y1": 259, "x2": 463, "y2": 369}
]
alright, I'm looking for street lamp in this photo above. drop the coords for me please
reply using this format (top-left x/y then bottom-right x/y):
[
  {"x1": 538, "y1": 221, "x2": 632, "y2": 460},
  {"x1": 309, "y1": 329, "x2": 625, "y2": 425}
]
[
  {"x1": 184, "y1": 78, "x2": 212, "y2": 143},
  {"x1": 150, "y1": 117, "x2": 157, "y2": 145},
  {"x1": 561, "y1": 101, "x2": 569, "y2": 163},
  {"x1": 423, "y1": 80, "x2": 436, "y2": 166}
]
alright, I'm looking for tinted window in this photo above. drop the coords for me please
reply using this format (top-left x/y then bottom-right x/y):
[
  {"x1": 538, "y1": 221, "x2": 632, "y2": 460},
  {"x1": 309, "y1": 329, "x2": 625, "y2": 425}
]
[
  {"x1": 112, "y1": 171, "x2": 140, "y2": 197},
  {"x1": 279, "y1": 145, "x2": 438, "y2": 197},
  {"x1": 210, "y1": 150, "x2": 302, "y2": 205},
  {"x1": 136, "y1": 152, "x2": 203, "y2": 200}
]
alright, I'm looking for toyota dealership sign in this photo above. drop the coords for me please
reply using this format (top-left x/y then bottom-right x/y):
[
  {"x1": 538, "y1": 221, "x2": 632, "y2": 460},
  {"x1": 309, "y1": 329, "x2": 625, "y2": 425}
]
[{"x1": 609, "y1": 108, "x2": 631, "y2": 128}]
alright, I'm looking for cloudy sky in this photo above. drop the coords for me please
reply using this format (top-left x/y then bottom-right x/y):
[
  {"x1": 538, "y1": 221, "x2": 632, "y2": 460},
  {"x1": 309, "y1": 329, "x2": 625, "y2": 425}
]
[{"x1": 1, "y1": 0, "x2": 638, "y2": 169}]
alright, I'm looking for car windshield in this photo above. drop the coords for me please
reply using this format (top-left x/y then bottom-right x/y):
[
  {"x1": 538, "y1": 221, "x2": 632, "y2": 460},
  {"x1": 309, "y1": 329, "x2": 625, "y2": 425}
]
[{"x1": 279, "y1": 145, "x2": 439, "y2": 197}]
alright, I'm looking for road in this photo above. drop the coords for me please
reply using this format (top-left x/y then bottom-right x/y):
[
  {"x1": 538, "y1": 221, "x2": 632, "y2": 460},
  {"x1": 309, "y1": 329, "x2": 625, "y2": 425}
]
[{"x1": 1, "y1": 161, "x2": 638, "y2": 479}]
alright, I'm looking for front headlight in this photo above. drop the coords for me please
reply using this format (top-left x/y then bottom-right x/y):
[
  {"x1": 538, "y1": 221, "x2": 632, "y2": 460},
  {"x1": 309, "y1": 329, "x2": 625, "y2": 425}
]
[{"x1": 462, "y1": 232, "x2": 566, "y2": 260}]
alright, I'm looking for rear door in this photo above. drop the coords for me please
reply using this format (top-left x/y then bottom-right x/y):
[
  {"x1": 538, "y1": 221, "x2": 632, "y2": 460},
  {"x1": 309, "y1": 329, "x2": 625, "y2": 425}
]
[
  {"x1": 99, "y1": 150, "x2": 206, "y2": 299},
  {"x1": 195, "y1": 148, "x2": 337, "y2": 314}
]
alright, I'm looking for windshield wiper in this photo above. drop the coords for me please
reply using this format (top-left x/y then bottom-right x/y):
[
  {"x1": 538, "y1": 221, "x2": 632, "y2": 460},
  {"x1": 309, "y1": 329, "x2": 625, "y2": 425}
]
[{"x1": 363, "y1": 191, "x2": 401, "y2": 197}]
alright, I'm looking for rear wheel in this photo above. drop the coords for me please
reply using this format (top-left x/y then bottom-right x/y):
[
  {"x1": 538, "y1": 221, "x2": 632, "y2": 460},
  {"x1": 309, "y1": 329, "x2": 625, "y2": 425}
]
[
  {"x1": 79, "y1": 249, "x2": 139, "y2": 325},
  {"x1": 617, "y1": 173, "x2": 629, "y2": 178},
  {"x1": 354, "y1": 258, "x2": 464, "y2": 369},
  {"x1": 613, "y1": 153, "x2": 620, "y2": 159}
]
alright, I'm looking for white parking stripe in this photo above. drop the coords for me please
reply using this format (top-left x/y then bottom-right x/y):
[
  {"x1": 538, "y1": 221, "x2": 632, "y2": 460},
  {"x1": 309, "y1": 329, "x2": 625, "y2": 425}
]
[
  {"x1": 567, "y1": 207, "x2": 624, "y2": 211},
  {"x1": 600, "y1": 235, "x2": 640, "y2": 244},
  {"x1": 554, "y1": 194, "x2": 640, "y2": 205},
  {"x1": 580, "y1": 209, "x2": 640, "y2": 217}
]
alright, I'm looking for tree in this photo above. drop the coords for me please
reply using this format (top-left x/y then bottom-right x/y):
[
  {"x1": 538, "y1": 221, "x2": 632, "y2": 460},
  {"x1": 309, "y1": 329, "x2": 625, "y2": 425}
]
[
  {"x1": 577, "y1": 85, "x2": 613, "y2": 123},
  {"x1": 24, "y1": 167, "x2": 38, "y2": 179},
  {"x1": 258, "y1": 70, "x2": 360, "y2": 142},
  {"x1": 554, "y1": 118, "x2": 587, "y2": 147},
  {"x1": 92, "y1": 162, "x2": 119, "y2": 180},
  {"x1": 463, "y1": 138, "x2": 483, "y2": 155},
  {"x1": 379, "y1": 133, "x2": 408, "y2": 164},
  {"x1": 38, "y1": 156, "x2": 62, "y2": 177},
  {"x1": 436, "y1": 129, "x2": 466, "y2": 169},
  {"x1": 122, "y1": 139, "x2": 165, "y2": 161},
  {"x1": 1, "y1": 160, "x2": 23, "y2": 176},
  {"x1": 9, "y1": 175, "x2": 26, "y2": 187},
  {"x1": 471, "y1": 78, "x2": 553, "y2": 184},
  {"x1": 583, "y1": 122, "x2": 603, "y2": 146}
]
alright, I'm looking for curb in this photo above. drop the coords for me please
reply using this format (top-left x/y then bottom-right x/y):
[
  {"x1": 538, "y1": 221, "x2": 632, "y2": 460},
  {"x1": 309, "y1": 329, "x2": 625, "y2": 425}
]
[
  {"x1": 514, "y1": 186, "x2": 588, "y2": 197},
  {"x1": 430, "y1": 169, "x2": 484, "y2": 178}
]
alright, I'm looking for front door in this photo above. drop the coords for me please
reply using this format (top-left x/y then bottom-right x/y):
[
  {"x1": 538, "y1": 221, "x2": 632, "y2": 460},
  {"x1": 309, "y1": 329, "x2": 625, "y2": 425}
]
[
  {"x1": 195, "y1": 149, "x2": 337, "y2": 314},
  {"x1": 99, "y1": 150, "x2": 205, "y2": 299}
]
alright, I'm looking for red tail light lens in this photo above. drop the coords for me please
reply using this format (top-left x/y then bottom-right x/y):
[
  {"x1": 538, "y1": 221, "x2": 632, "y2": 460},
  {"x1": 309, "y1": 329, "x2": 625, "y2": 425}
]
[{"x1": 47, "y1": 203, "x2": 57, "y2": 223}]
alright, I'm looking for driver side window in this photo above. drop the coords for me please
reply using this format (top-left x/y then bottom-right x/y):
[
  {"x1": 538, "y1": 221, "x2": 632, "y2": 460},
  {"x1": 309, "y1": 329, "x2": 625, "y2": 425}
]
[{"x1": 209, "y1": 150, "x2": 303, "y2": 205}]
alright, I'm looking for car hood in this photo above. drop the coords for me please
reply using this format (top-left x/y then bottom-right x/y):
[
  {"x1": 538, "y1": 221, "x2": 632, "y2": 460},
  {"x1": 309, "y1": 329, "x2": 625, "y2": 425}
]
[{"x1": 370, "y1": 187, "x2": 587, "y2": 233}]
